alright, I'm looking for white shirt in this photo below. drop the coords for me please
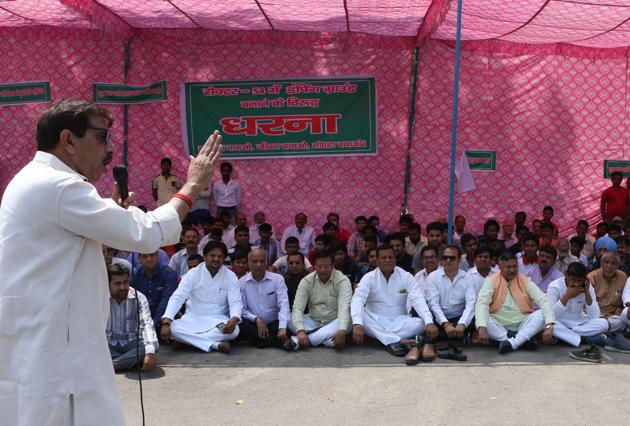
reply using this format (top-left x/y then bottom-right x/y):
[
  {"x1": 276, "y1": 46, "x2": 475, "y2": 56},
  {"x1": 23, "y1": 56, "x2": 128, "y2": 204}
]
[
  {"x1": 622, "y1": 277, "x2": 630, "y2": 306},
  {"x1": 280, "y1": 224, "x2": 316, "y2": 256},
  {"x1": 426, "y1": 268, "x2": 476, "y2": 326},
  {"x1": 163, "y1": 264, "x2": 242, "y2": 322},
  {"x1": 459, "y1": 254, "x2": 475, "y2": 271},
  {"x1": 212, "y1": 178, "x2": 241, "y2": 207},
  {"x1": 191, "y1": 186, "x2": 211, "y2": 211},
  {"x1": 351, "y1": 267, "x2": 433, "y2": 326},
  {"x1": 272, "y1": 255, "x2": 312, "y2": 275},
  {"x1": 546, "y1": 277, "x2": 601, "y2": 326},
  {"x1": 0, "y1": 151, "x2": 180, "y2": 425},
  {"x1": 169, "y1": 248, "x2": 201, "y2": 278},
  {"x1": 467, "y1": 265, "x2": 499, "y2": 295}
]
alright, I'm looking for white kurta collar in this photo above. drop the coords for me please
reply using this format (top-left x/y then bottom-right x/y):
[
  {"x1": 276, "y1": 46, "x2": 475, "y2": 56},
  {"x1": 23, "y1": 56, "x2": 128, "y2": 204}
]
[{"x1": 33, "y1": 151, "x2": 87, "y2": 181}]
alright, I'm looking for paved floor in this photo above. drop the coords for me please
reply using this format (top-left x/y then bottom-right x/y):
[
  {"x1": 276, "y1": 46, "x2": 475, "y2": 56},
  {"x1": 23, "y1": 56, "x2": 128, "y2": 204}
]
[{"x1": 118, "y1": 341, "x2": 629, "y2": 425}]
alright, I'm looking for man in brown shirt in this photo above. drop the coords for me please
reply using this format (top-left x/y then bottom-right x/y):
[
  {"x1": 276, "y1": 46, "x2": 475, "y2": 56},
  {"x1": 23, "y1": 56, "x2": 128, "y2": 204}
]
[{"x1": 587, "y1": 251, "x2": 627, "y2": 332}]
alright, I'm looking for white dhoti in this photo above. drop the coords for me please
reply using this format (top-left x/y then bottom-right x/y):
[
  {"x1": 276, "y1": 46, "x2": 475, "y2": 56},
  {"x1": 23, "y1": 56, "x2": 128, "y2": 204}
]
[
  {"x1": 362, "y1": 311, "x2": 425, "y2": 346},
  {"x1": 553, "y1": 318, "x2": 609, "y2": 347},
  {"x1": 614, "y1": 309, "x2": 630, "y2": 331},
  {"x1": 289, "y1": 316, "x2": 346, "y2": 347},
  {"x1": 486, "y1": 310, "x2": 545, "y2": 350},
  {"x1": 171, "y1": 313, "x2": 239, "y2": 352}
]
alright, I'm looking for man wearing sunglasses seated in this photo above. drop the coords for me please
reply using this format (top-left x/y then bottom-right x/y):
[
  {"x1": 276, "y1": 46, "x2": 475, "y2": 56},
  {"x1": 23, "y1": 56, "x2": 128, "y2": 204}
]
[
  {"x1": 424, "y1": 246, "x2": 477, "y2": 361},
  {"x1": 475, "y1": 251, "x2": 556, "y2": 354}
]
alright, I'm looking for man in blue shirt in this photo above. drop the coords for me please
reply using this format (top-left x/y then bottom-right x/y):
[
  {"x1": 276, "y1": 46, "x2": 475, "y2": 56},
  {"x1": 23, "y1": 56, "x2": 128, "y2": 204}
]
[{"x1": 131, "y1": 251, "x2": 178, "y2": 331}]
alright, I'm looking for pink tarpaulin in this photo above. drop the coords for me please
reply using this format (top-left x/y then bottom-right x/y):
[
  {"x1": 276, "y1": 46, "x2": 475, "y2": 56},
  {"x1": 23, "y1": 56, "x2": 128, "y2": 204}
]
[{"x1": 0, "y1": 1, "x2": 628, "y2": 235}]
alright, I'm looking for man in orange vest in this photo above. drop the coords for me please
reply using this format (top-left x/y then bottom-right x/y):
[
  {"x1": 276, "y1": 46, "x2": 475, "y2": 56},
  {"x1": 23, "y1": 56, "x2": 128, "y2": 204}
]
[{"x1": 475, "y1": 251, "x2": 556, "y2": 354}]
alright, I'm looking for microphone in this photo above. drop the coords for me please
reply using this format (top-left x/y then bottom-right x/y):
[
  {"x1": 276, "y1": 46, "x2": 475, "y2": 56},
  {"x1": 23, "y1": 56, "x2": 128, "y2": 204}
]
[{"x1": 113, "y1": 165, "x2": 129, "y2": 204}]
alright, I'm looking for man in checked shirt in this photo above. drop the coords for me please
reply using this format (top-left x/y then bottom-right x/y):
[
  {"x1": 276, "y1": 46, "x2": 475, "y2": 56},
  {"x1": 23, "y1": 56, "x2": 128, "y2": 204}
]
[{"x1": 106, "y1": 263, "x2": 158, "y2": 372}]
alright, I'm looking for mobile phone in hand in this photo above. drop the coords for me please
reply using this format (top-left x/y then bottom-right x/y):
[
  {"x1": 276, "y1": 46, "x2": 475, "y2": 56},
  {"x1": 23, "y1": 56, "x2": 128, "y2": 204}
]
[{"x1": 216, "y1": 322, "x2": 227, "y2": 332}]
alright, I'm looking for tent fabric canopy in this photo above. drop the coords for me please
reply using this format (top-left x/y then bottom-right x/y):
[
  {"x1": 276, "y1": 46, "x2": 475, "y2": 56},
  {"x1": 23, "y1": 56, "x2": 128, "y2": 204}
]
[
  {"x1": 0, "y1": 1, "x2": 628, "y2": 236},
  {"x1": 0, "y1": 1, "x2": 628, "y2": 49}
]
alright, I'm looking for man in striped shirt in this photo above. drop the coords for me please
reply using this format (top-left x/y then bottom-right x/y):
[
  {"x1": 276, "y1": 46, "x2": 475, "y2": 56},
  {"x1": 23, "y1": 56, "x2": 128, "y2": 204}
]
[{"x1": 106, "y1": 264, "x2": 158, "y2": 372}]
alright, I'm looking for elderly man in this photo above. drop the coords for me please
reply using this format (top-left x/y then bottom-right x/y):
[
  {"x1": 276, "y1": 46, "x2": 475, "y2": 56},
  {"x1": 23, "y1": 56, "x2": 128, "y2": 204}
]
[
  {"x1": 476, "y1": 251, "x2": 556, "y2": 354},
  {"x1": 281, "y1": 212, "x2": 316, "y2": 256},
  {"x1": 290, "y1": 250, "x2": 352, "y2": 350},
  {"x1": 0, "y1": 99, "x2": 222, "y2": 425},
  {"x1": 587, "y1": 251, "x2": 630, "y2": 352},
  {"x1": 529, "y1": 246, "x2": 563, "y2": 292},
  {"x1": 546, "y1": 263, "x2": 608, "y2": 361},
  {"x1": 500, "y1": 219, "x2": 518, "y2": 248},
  {"x1": 424, "y1": 245, "x2": 476, "y2": 361},
  {"x1": 106, "y1": 264, "x2": 158, "y2": 372},
  {"x1": 351, "y1": 244, "x2": 438, "y2": 363},
  {"x1": 160, "y1": 241, "x2": 242, "y2": 353},
  {"x1": 238, "y1": 249, "x2": 291, "y2": 349},
  {"x1": 555, "y1": 237, "x2": 578, "y2": 273}
]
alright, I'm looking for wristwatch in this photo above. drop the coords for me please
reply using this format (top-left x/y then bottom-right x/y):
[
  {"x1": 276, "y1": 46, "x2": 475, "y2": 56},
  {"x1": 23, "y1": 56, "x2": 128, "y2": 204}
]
[{"x1": 545, "y1": 323, "x2": 554, "y2": 329}]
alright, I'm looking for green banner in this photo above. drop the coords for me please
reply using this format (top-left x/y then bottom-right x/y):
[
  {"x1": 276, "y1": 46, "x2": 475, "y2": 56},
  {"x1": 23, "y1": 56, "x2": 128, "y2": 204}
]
[
  {"x1": 466, "y1": 150, "x2": 496, "y2": 171},
  {"x1": 0, "y1": 81, "x2": 50, "y2": 106},
  {"x1": 604, "y1": 160, "x2": 630, "y2": 178},
  {"x1": 93, "y1": 81, "x2": 167, "y2": 104},
  {"x1": 182, "y1": 77, "x2": 377, "y2": 159}
]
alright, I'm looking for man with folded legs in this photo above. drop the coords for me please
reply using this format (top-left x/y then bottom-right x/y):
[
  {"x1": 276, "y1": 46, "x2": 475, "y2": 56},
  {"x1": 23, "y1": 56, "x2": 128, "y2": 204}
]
[
  {"x1": 546, "y1": 262, "x2": 608, "y2": 362},
  {"x1": 351, "y1": 244, "x2": 438, "y2": 364},
  {"x1": 476, "y1": 251, "x2": 555, "y2": 354},
  {"x1": 425, "y1": 245, "x2": 476, "y2": 361},
  {"x1": 160, "y1": 241, "x2": 241, "y2": 353},
  {"x1": 238, "y1": 249, "x2": 291, "y2": 350},
  {"x1": 289, "y1": 250, "x2": 352, "y2": 350}
]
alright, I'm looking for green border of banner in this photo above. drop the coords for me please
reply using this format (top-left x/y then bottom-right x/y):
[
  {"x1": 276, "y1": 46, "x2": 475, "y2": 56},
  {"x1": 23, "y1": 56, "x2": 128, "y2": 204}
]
[
  {"x1": 465, "y1": 150, "x2": 496, "y2": 171},
  {"x1": 604, "y1": 159, "x2": 630, "y2": 178},
  {"x1": 0, "y1": 81, "x2": 50, "y2": 106},
  {"x1": 93, "y1": 80, "x2": 167, "y2": 104}
]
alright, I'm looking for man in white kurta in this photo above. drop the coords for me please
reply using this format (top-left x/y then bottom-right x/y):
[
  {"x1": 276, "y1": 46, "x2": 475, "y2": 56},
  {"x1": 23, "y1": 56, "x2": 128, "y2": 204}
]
[
  {"x1": 546, "y1": 263, "x2": 609, "y2": 347},
  {"x1": 161, "y1": 241, "x2": 242, "y2": 352},
  {"x1": 351, "y1": 245, "x2": 438, "y2": 357},
  {"x1": 0, "y1": 100, "x2": 222, "y2": 426}
]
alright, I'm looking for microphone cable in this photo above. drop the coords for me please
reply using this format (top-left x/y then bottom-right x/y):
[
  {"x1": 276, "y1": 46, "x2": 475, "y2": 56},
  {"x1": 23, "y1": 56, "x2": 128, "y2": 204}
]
[{"x1": 134, "y1": 284, "x2": 146, "y2": 426}]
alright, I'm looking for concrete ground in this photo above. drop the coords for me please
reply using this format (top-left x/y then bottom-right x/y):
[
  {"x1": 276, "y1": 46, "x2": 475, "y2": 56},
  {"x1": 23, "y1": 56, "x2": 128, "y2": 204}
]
[{"x1": 118, "y1": 341, "x2": 629, "y2": 426}]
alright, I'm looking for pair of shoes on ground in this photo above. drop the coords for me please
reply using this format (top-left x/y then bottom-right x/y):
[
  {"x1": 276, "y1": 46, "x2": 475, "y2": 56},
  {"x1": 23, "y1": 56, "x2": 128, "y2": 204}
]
[
  {"x1": 498, "y1": 337, "x2": 538, "y2": 355},
  {"x1": 569, "y1": 345, "x2": 602, "y2": 363},
  {"x1": 436, "y1": 344, "x2": 467, "y2": 362},
  {"x1": 402, "y1": 344, "x2": 435, "y2": 365}
]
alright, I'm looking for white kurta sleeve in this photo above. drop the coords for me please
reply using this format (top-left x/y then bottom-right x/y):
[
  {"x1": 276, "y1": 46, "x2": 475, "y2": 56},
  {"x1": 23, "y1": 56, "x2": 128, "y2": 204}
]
[
  {"x1": 426, "y1": 275, "x2": 448, "y2": 325},
  {"x1": 546, "y1": 282, "x2": 569, "y2": 318},
  {"x1": 406, "y1": 274, "x2": 433, "y2": 325},
  {"x1": 623, "y1": 277, "x2": 630, "y2": 305},
  {"x1": 162, "y1": 269, "x2": 196, "y2": 320},
  {"x1": 585, "y1": 285, "x2": 602, "y2": 319},
  {"x1": 351, "y1": 273, "x2": 372, "y2": 326},
  {"x1": 58, "y1": 180, "x2": 181, "y2": 253},
  {"x1": 459, "y1": 276, "x2": 477, "y2": 327},
  {"x1": 228, "y1": 278, "x2": 243, "y2": 320}
]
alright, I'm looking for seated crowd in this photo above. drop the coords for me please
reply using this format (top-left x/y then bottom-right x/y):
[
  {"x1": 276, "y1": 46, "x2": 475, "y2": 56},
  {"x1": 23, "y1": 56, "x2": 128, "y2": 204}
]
[{"x1": 103, "y1": 173, "x2": 630, "y2": 369}]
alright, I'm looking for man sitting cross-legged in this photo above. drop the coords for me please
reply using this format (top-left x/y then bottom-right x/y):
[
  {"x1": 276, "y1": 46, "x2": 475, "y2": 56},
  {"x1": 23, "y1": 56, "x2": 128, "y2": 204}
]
[
  {"x1": 106, "y1": 264, "x2": 158, "y2": 372},
  {"x1": 289, "y1": 250, "x2": 352, "y2": 350},
  {"x1": 351, "y1": 244, "x2": 438, "y2": 364},
  {"x1": 160, "y1": 241, "x2": 242, "y2": 353},
  {"x1": 424, "y1": 245, "x2": 476, "y2": 362},
  {"x1": 545, "y1": 262, "x2": 608, "y2": 362},
  {"x1": 239, "y1": 249, "x2": 292, "y2": 350},
  {"x1": 476, "y1": 251, "x2": 556, "y2": 354}
]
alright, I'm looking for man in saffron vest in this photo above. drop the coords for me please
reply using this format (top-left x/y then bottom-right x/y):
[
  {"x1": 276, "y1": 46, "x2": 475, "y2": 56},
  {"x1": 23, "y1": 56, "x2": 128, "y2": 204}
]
[{"x1": 476, "y1": 251, "x2": 556, "y2": 354}]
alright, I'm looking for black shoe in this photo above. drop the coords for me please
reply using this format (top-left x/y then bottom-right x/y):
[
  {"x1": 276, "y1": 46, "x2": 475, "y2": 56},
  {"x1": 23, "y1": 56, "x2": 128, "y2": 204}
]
[
  {"x1": 437, "y1": 347, "x2": 467, "y2": 361},
  {"x1": 521, "y1": 338, "x2": 538, "y2": 351},
  {"x1": 386, "y1": 343, "x2": 408, "y2": 357},
  {"x1": 499, "y1": 340, "x2": 513, "y2": 355},
  {"x1": 569, "y1": 345, "x2": 602, "y2": 363}
]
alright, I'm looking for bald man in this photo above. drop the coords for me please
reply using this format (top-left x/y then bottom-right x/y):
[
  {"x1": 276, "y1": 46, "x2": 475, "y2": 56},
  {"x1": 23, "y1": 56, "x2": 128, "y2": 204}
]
[{"x1": 238, "y1": 249, "x2": 292, "y2": 349}]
